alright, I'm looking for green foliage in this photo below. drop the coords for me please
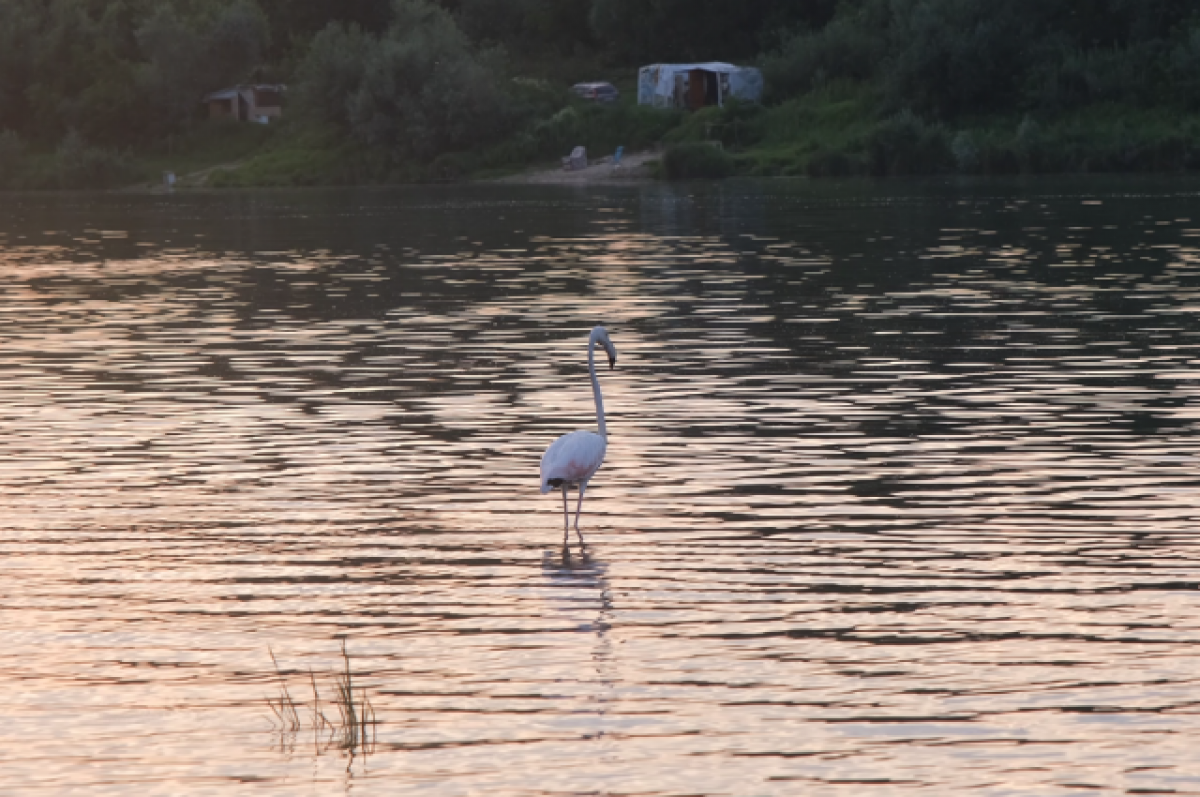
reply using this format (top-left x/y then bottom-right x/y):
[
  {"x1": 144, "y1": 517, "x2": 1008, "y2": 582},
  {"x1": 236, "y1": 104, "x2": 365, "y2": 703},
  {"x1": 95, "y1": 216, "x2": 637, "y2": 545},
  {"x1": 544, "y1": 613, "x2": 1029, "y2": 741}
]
[
  {"x1": 55, "y1": 129, "x2": 135, "y2": 188},
  {"x1": 289, "y1": 0, "x2": 684, "y2": 178},
  {"x1": 1169, "y1": 22, "x2": 1200, "y2": 98},
  {"x1": 731, "y1": 82, "x2": 877, "y2": 177},
  {"x1": 589, "y1": 0, "x2": 836, "y2": 64},
  {"x1": 351, "y1": 3, "x2": 510, "y2": 157},
  {"x1": 258, "y1": 0, "x2": 392, "y2": 50},
  {"x1": 0, "y1": 130, "x2": 24, "y2": 176},
  {"x1": 530, "y1": 101, "x2": 681, "y2": 159},
  {"x1": 7, "y1": 0, "x2": 1200, "y2": 187},
  {"x1": 296, "y1": 0, "x2": 516, "y2": 161},
  {"x1": 962, "y1": 109, "x2": 1200, "y2": 174},
  {"x1": 134, "y1": 117, "x2": 277, "y2": 184},
  {"x1": 136, "y1": 1, "x2": 270, "y2": 137},
  {"x1": 0, "y1": 130, "x2": 25, "y2": 185},
  {"x1": 208, "y1": 1, "x2": 272, "y2": 81},
  {"x1": 662, "y1": 141, "x2": 734, "y2": 179},
  {"x1": 951, "y1": 130, "x2": 979, "y2": 172},
  {"x1": 802, "y1": 149, "x2": 862, "y2": 177},
  {"x1": 422, "y1": 99, "x2": 680, "y2": 179},
  {"x1": 880, "y1": 0, "x2": 1040, "y2": 116},
  {"x1": 447, "y1": 0, "x2": 595, "y2": 56},
  {"x1": 1025, "y1": 44, "x2": 1158, "y2": 114},
  {"x1": 209, "y1": 142, "x2": 352, "y2": 186},
  {"x1": 762, "y1": 10, "x2": 887, "y2": 102},
  {"x1": 764, "y1": 0, "x2": 1200, "y2": 119},
  {"x1": 0, "y1": 0, "x2": 270, "y2": 148},
  {"x1": 748, "y1": 1, "x2": 1200, "y2": 178},
  {"x1": 294, "y1": 23, "x2": 374, "y2": 131},
  {"x1": 865, "y1": 109, "x2": 952, "y2": 175},
  {"x1": 661, "y1": 101, "x2": 766, "y2": 150}
]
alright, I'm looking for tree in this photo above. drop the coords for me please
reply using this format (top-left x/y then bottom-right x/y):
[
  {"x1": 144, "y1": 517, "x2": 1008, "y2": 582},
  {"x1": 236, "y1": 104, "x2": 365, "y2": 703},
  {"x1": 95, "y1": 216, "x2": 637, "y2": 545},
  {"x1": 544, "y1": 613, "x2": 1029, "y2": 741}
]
[
  {"x1": 0, "y1": 1, "x2": 38, "y2": 135},
  {"x1": 136, "y1": 0, "x2": 269, "y2": 135},
  {"x1": 297, "y1": 0, "x2": 514, "y2": 159},
  {"x1": 589, "y1": 0, "x2": 836, "y2": 64},
  {"x1": 258, "y1": 0, "x2": 391, "y2": 56},
  {"x1": 136, "y1": 5, "x2": 210, "y2": 132},
  {"x1": 445, "y1": 0, "x2": 595, "y2": 57}
]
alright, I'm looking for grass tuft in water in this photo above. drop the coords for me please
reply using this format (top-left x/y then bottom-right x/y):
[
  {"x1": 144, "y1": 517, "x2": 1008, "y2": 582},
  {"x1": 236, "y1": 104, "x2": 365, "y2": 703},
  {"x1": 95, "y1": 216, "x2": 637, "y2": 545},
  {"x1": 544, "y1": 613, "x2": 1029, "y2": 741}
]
[
  {"x1": 266, "y1": 640, "x2": 377, "y2": 755},
  {"x1": 266, "y1": 646, "x2": 301, "y2": 732}
]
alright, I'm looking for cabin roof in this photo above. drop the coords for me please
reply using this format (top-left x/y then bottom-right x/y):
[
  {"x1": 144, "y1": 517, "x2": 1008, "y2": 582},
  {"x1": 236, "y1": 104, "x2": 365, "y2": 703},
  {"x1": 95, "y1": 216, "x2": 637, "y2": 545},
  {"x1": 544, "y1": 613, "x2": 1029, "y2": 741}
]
[{"x1": 204, "y1": 84, "x2": 287, "y2": 103}]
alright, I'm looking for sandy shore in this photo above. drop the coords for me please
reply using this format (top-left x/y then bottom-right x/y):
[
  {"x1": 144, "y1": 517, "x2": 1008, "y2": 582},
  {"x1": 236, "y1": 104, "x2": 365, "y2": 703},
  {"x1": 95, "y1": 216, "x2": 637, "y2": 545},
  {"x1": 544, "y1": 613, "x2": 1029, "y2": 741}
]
[{"x1": 493, "y1": 150, "x2": 656, "y2": 184}]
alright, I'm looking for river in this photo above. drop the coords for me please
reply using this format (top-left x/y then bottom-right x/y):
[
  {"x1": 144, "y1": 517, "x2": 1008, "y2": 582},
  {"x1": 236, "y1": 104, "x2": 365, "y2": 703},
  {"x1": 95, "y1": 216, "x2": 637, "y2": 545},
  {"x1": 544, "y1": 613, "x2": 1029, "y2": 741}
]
[{"x1": 3, "y1": 177, "x2": 1200, "y2": 794}]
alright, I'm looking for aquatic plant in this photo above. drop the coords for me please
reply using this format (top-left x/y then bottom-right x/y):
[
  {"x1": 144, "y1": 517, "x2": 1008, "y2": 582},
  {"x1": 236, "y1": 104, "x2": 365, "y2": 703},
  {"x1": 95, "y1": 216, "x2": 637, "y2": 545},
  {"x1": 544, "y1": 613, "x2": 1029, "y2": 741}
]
[{"x1": 266, "y1": 640, "x2": 377, "y2": 755}]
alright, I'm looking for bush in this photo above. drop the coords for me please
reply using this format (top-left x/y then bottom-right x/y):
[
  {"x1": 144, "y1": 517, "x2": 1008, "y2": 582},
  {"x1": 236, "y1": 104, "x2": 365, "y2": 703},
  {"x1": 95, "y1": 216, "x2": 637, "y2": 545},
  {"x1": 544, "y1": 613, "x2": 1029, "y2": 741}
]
[
  {"x1": 661, "y1": 141, "x2": 735, "y2": 179},
  {"x1": 529, "y1": 101, "x2": 680, "y2": 159},
  {"x1": 294, "y1": 23, "x2": 374, "y2": 132},
  {"x1": 951, "y1": 130, "x2": 979, "y2": 172},
  {"x1": 1012, "y1": 115, "x2": 1044, "y2": 171},
  {"x1": 589, "y1": 0, "x2": 826, "y2": 64},
  {"x1": 1026, "y1": 45, "x2": 1155, "y2": 113},
  {"x1": 806, "y1": 148, "x2": 862, "y2": 176},
  {"x1": 135, "y1": 1, "x2": 270, "y2": 139},
  {"x1": 0, "y1": 129, "x2": 24, "y2": 187},
  {"x1": 55, "y1": 130, "x2": 134, "y2": 188},
  {"x1": 935, "y1": 110, "x2": 1200, "y2": 176},
  {"x1": 881, "y1": 0, "x2": 1037, "y2": 116},
  {"x1": 1170, "y1": 24, "x2": 1200, "y2": 107},
  {"x1": 296, "y1": 0, "x2": 518, "y2": 161},
  {"x1": 865, "y1": 109, "x2": 951, "y2": 175},
  {"x1": 662, "y1": 101, "x2": 766, "y2": 149},
  {"x1": 208, "y1": 136, "x2": 381, "y2": 186},
  {"x1": 763, "y1": 12, "x2": 887, "y2": 102},
  {"x1": 972, "y1": 131, "x2": 1020, "y2": 174}
]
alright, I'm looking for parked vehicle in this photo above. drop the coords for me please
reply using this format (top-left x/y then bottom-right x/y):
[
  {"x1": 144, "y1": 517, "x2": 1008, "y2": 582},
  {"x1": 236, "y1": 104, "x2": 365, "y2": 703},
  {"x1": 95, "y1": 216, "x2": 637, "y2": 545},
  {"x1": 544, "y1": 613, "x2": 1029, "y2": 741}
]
[{"x1": 572, "y1": 82, "x2": 619, "y2": 103}]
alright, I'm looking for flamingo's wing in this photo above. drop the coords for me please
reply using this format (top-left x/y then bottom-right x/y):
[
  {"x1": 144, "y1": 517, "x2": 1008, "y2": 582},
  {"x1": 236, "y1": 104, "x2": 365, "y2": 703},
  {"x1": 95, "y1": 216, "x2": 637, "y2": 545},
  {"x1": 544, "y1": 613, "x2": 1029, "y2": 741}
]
[{"x1": 540, "y1": 431, "x2": 607, "y2": 493}]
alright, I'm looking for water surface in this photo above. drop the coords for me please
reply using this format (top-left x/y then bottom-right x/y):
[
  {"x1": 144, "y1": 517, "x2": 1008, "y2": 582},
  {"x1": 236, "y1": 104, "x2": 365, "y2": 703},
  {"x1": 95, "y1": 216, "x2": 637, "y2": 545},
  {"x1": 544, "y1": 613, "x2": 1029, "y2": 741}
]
[{"x1": 4, "y1": 178, "x2": 1200, "y2": 794}]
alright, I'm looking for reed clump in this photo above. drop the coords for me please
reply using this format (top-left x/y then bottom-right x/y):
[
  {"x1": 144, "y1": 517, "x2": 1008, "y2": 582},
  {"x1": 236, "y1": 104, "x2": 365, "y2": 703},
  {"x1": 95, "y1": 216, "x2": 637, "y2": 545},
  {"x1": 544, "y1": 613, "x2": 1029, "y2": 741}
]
[{"x1": 267, "y1": 640, "x2": 377, "y2": 755}]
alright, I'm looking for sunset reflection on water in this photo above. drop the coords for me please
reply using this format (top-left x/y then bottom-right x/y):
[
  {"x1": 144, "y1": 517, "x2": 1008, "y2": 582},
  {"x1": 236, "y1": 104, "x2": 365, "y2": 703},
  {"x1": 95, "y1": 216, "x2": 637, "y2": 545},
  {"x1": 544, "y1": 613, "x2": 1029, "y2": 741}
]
[{"x1": 3, "y1": 179, "x2": 1200, "y2": 794}]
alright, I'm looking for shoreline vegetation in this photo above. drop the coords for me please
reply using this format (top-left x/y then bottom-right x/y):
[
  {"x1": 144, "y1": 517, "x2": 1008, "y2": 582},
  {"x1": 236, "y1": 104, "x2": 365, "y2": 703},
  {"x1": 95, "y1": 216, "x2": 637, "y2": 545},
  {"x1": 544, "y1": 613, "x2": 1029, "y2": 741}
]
[{"x1": 4, "y1": 0, "x2": 1200, "y2": 190}]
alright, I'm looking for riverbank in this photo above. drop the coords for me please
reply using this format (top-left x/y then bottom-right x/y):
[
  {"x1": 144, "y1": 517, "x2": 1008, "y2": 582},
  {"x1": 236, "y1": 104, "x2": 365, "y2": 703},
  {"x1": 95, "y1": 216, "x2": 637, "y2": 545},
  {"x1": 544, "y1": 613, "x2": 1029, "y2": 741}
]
[
  {"x1": 9, "y1": 2, "x2": 1200, "y2": 193},
  {"x1": 493, "y1": 150, "x2": 657, "y2": 184},
  {"x1": 161, "y1": 89, "x2": 1200, "y2": 188},
  {"x1": 13, "y1": 86, "x2": 1200, "y2": 191},
  {"x1": 116, "y1": 150, "x2": 660, "y2": 191}
]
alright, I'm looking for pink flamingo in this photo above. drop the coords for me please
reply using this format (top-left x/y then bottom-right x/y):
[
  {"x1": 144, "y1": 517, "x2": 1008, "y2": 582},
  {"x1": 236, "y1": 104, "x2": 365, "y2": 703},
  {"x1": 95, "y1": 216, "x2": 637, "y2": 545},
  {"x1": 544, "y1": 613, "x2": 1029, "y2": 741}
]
[{"x1": 540, "y1": 326, "x2": 617, "y2": 538}]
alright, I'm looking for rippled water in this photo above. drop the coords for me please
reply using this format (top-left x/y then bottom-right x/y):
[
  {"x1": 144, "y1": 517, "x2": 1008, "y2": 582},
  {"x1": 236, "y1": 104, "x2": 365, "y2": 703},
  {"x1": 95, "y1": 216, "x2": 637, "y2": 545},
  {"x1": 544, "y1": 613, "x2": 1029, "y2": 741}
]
[{"x1": 5, "y1": 178, "x2": 1200, "y2": 794}]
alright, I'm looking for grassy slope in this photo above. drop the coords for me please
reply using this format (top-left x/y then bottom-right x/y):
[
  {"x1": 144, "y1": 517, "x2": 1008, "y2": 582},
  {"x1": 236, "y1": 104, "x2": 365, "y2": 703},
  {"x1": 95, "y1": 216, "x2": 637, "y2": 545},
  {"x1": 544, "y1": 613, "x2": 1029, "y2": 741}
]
[
  {"x1": 113, "y1": 78, "x2": 1200, "y2": 188},
  {"x1": 142, "y1": 121, "x2": 277, "y2": 179}
]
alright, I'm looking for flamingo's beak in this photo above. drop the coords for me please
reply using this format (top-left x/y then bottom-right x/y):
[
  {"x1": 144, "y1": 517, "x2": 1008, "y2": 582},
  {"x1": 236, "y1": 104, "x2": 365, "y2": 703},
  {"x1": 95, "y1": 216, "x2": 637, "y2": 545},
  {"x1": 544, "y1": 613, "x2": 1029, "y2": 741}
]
[{"x1": 609, "y1": 356, "x2": 616, "y2": 370}]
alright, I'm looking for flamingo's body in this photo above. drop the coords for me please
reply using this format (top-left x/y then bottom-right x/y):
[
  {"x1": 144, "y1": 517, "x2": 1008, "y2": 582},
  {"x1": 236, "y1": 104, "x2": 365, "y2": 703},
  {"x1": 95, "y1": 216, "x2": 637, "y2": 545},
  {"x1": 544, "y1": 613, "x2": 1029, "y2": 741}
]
[{"x1": 540, "y1": 326, "x2": 617, "y2": 536}]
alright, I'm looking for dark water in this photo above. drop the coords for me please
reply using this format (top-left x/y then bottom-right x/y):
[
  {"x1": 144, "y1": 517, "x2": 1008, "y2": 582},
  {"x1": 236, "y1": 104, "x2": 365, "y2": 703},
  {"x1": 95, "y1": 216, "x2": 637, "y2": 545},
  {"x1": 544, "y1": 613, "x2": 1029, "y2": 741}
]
[{"x1": 4, "y1": 177, "x2": 1200, "y2": 795}]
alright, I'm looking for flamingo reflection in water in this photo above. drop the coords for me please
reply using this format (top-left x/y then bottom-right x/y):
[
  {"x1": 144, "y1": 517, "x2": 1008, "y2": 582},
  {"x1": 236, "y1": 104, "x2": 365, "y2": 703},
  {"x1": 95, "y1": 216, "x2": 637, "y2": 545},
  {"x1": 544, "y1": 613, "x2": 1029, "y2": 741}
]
[{"x1": 540, "y1": 326, "x2": 617, "y2": 542}]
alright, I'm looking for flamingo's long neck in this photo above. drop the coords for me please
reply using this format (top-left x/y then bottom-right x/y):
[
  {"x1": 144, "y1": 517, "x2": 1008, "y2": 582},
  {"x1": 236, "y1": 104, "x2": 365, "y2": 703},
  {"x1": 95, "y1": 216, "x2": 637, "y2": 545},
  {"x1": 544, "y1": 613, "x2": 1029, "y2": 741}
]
[{"x1": 588, "y1": 333, "x2": 607, "y2": 439}]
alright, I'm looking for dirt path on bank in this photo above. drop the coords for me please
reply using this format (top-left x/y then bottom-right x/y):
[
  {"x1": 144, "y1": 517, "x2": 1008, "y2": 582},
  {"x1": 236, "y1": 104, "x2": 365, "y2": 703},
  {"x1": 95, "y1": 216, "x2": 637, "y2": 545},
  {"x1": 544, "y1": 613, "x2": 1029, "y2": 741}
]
[
  {"x1": 121, "y1": 149, "x2": 658, "y2": 192},
  {"x1": 179, "y1": 160, "x2": 247, "y2": 186},
  {"x1": 493, "y1": 150, "x2": 657, "y2": 184},
  {"x1": 120, "y1": 159, "x2": 248, "y2": 192}
]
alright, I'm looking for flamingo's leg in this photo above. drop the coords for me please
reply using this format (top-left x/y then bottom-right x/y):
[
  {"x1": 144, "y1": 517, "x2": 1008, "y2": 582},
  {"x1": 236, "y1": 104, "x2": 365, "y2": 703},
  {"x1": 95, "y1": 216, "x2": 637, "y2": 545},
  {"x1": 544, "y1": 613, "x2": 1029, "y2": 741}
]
[
  {"x1": 561, "y1": 485, "x2": 570, "y2": 539},
  {"x1": 573, "y1": 481, "x2": 588, "y2": 533}
]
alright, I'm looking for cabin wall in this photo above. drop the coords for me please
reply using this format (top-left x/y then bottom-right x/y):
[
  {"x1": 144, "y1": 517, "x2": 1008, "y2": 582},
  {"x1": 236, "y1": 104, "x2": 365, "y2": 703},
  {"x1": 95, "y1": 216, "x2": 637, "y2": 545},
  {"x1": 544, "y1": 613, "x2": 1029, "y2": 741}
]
[
  {"x1": 638, "y1": 65, "x2": 763, "y2": 109},
  {"x1": 206, "y1": 86, "x2": 286, "y2": 122},
  {"x1": 208, "y1": 99, "x2": 234, "y2": 119}
]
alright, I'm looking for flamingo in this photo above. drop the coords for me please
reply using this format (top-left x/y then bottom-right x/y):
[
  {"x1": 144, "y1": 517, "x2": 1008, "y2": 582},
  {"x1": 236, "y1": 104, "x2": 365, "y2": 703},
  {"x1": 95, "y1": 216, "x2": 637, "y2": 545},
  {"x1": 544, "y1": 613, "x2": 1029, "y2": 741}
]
[{"x1": 540, "y1": 326, "x2": 617, "y2": 538}]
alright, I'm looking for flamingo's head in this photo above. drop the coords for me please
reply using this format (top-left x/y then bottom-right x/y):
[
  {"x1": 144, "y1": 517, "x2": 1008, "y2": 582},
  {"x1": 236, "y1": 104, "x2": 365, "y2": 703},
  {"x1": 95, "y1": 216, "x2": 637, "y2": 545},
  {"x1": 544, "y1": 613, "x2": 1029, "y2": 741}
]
[{"x1": 592, "y1": 325, "x2": 617, "y2": 369}]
